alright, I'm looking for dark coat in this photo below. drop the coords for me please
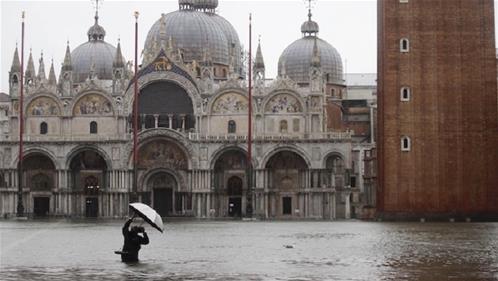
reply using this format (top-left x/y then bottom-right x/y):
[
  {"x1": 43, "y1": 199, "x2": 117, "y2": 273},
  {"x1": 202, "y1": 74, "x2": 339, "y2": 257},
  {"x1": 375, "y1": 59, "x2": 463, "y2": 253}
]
[{"x1": 121, "y1": 219, "x2": 149, "y2": 262}]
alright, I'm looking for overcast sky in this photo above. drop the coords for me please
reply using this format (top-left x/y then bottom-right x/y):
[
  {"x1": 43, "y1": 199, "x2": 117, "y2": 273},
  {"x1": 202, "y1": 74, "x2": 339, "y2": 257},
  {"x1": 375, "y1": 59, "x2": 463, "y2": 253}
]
[{"x1": 0, "y1": 0, "x2": 497, "y2": 93}]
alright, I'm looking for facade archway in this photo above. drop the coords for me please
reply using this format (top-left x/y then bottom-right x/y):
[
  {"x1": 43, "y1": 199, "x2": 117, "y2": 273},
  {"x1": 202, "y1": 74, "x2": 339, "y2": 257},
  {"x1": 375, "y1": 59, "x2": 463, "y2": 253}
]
[
  {"x1": 325, "y1": 154, "x2": 346, "y2": 188},
  {"x1": 213, "y1": 149, "x2": 249, "y2": 218},
  {"x1": 265, "y1": 150, "x2": 308, "y2": 218},
  {"x1": 23, "y1": 153, "x2": 56, "y2": 216},
  {"x1": 147, "y1": 171, "x2": 177, "y2": 217},
  {"x1": 68, "y1": 149, "x2": 108, "y2": 217}
]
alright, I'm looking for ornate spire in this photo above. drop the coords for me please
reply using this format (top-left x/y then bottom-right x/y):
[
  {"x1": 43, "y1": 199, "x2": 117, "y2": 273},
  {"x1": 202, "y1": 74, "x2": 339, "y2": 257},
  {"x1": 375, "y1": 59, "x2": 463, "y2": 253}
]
[
  {"x1": 48, "y1": 59, "x2": 57, "y2": 85},
  {"x1": 254, "y1": 36, "x2": 265, "y2": 70},
  {"x1": 10, "y1": 44, "x2": 21, "y2": 72},
  {"x1": 62, "y1": 41, "x2": 72, "y2": 71},
  {"x1": 37, "y1": 51, "x2": 47, "y2": 81},
  {"x1": 25, "y1": 49, "x2": 36, "y2": 80},
  {"x1": 301, "y1": 0, "x2": 319, "y2": 36},
  {"x1": 311, "y1": 37, "x2": 321, "y2": 67},
  {"x1": 113, "y1": 39, "x2": 125, "y2": 68}
]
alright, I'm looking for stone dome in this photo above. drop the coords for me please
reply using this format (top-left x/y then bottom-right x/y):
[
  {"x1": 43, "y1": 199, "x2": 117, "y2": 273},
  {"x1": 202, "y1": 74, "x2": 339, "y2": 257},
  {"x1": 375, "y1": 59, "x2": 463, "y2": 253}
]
[
  {"x1": 144, "y1": 10, "x2": 230, "y2": 66},
  {"x1": 205, "y1": 13, "x2": 243, "y2": 74},
  {"x1": 278, "y1": 15, "x2": 343, "y2": 85},
  {"x1": 71, "y1": 13, "x2": 122, "y2": 83}
]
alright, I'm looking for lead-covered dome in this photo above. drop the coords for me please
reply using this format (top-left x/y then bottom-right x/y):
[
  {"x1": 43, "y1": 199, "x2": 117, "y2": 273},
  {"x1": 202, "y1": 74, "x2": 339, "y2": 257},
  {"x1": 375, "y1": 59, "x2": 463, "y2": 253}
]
[
  {"x1": 143, "y1": 0, "x2": 242, "y2": 76},
  {"x1": 71, "y1": 13, "x2": 122, "y2": 83},
  {"x1": 278, "y1": 13, "x2": 343, "y2": 85},
  {"x1": 144, "y1": 10, "x2": 229, "y2": 65}
]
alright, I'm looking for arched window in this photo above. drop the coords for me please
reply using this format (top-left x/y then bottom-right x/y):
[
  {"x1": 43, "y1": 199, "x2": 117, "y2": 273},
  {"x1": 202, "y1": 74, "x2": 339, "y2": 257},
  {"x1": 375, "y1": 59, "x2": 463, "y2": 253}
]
[
  {"x1": 400, "y1": 87, "x2": 411, "y2": 101},
  {"x1": 400, "y1": 38, "x2": 410, "y2": 52},
  {"x1": 280, "y1": 120, "x2": 288, "y2": 133},
  {"x1": 90, "y1": 121, "x2": 98, "y2": 134},
  {"x1": 12, "y1": 74, "x2": 18, "y2": 85},
  {"x1": 401, "y1": 136, "x2": 411, "y2": 151},
  {"x1": 40, "y1": 122, "x2": 48, "y2": 135},
  {"x1": 228, "y1": 120, "x2": 236, "y2": 134}
]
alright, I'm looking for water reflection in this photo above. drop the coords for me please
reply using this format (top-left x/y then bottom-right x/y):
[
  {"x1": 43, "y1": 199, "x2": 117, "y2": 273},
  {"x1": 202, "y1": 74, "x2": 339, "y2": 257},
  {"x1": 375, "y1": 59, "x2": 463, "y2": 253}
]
[{"x1": 1, "y1": 220, "x2": 498, "y2": 280}]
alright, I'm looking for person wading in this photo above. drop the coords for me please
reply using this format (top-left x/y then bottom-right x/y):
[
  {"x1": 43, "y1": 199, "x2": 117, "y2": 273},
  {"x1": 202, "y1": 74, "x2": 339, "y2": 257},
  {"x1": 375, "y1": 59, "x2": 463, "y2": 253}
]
[{"x1": 120, "y1": 215, "x2": 149, "y2": 262}]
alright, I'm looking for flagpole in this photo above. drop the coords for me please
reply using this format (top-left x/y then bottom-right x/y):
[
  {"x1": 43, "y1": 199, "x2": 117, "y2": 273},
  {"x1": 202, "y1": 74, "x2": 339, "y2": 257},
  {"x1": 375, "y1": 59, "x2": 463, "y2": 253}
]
[
  {"x1": 132, "y1": 11, "x2": 139, "y2": 203},
  {"x1": 17, "y1": 11, "x2": 25, "y2": 217},
  {"x1": 246, "y1": 13, "x2": 253, "y2": 218}
]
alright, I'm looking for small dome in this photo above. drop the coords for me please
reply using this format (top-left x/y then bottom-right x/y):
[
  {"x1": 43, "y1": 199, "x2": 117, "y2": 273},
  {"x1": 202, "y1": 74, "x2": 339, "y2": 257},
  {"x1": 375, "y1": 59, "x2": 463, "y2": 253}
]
[
  {"x1": 71, "y1": 41, "x2": 117, "y2": 83},
  {"x1": 87, "y1": 13, "x2": 106, "y2": 41},
  {"x1": 144, "y1": 10, "x2": 230, "y2": 65},
  {"x1": 301, "y1": 20, "x2": 319, "y2": 35},
  {"x1": 71, "y1": 13, "x2": 123, "y2": 83},
  {"x1": 278, "y1": 37, "x2": 343, "y2": 84}
]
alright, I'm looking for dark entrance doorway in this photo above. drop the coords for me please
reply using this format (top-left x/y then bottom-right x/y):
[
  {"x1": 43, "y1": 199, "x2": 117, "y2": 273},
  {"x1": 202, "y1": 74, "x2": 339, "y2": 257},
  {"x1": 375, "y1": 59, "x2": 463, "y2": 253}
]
[
  {"x1": 283, "y1": 197, "x2": 292, "y2": 215},
  {"x1": 149, "y1": 172, "x2": 177, "y2": 217},
  {"x1": 85, "y1": 197, "x2": 98, "y2": 217},
  {"x1": 227, "y1": 176, "x2": 243, "y2": 217},
  {"x1": 33, "y1": 197, "x2": 50, "y2": 216},
  {"x1": 154, "y1": 188, "x2": 173, "y2": 217}
]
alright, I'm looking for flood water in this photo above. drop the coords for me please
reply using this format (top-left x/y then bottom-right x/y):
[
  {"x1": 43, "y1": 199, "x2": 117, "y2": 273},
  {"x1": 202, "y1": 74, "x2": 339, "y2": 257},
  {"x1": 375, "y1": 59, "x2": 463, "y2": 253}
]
[{"x1": 1, "y1": 220, "x2": 498, "y2": 281}]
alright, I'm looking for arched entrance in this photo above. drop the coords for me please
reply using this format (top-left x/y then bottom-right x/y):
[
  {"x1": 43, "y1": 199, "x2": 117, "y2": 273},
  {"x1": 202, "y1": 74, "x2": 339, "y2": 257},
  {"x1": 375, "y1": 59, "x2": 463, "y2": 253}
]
[
  {"x1": 148, "y1": 172, "x2": 177, "y2": 217},
  {"x1": 23, "y1": 153, "x2": 56, "y2": 217},
  {"x1": 265, "y1": 151, "x2": 308, "y2": 218},
  {"x1": 325, "y1": 154, "x2": 345, "y2": 188},
  {"x1": 69, "y1": 150, "x2": 108, "y2": 217},
  {"x1": 138, "y1": 138, "x2": 190, "y2": 217},
  {"x1": 213, "y1": 149, "x2": 249, "y2": 218}
]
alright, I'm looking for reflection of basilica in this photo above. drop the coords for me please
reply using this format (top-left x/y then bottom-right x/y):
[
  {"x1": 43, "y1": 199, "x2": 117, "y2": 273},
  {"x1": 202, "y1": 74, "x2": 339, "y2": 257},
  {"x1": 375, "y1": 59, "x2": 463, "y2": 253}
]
[{"x1": 0, "y1": 0, "x2": 375, "y2": 219}]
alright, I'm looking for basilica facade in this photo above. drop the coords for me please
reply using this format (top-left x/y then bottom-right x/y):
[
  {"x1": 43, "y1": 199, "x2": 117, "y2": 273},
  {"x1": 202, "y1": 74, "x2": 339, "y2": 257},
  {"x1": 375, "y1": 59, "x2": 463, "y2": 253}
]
[{"x1": 0, "y1": 0, "x2": 373, "y2": 219}]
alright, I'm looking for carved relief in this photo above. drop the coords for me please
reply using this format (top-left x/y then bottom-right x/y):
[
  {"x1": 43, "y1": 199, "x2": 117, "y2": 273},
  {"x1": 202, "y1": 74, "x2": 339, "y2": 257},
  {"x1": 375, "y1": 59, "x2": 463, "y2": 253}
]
[
  {"x1": 265, "y1": 94, "x2": 302, "y2": 113},
  {"x1": 154, "y1": 56, "x2": 173, "y2": 72},
  {"x1": 27, "y1": 97, "x2": 60, "y2": 116},
  {"x1": 139, "y1": 139, "x2": 188, "y2": 170},
  {"x1": 212, "y1": 93, "x2": 248, "y2": 114},
  {"x1": 73, "y1": 94, "x2": 113, "y2": 116}
]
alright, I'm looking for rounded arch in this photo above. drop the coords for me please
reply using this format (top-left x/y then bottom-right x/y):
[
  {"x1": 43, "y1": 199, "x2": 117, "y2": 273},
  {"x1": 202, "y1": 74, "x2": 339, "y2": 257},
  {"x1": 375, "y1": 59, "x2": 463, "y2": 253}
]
[
  {"x1": 209, "y1": 145, "x2": 257, "y2": 170},
  {"x1": 124, "y1": 72, "x2": 202, "y2": 116},
  {"x1": 25, "y1": 94, "x2": 62, "y2": 117},
  {"x1": 126, "y1": 129, "x2": 196, "y2": 169},
  {"x1": 14, "y1": 147, "x2": 58, "y2": 169},
  {"x1": 208, "y1": 89, "x2": 256, "y2": 115},
  {"x1": 322, "y1": 150, "x2": 347, "y2": 169},
  {"x1": 260, "y1": 145, "x2": 311, "y2": 169},
  {"x1": 263, "y1": 89, "x2": 306, "y2": 114},
  {"x1": 71, "y1": 91, "x2": 115, "y2": 116},
  {"x1": 140, "y1": 168, "x2": 181, "y2": 193},
  {"x1": 65, "y1": 145, "x2": 113, "y2": 170}
]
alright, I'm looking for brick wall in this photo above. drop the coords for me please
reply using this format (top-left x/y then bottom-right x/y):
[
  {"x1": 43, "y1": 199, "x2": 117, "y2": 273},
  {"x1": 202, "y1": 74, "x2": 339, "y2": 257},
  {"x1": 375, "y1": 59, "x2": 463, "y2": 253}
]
[{"x1": 377, "y1": 0, "x2": 498, "y2": 219}]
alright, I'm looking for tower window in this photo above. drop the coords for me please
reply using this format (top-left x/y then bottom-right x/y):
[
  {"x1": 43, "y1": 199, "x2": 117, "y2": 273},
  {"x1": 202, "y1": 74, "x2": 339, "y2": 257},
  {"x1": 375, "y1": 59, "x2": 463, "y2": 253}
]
[
  {"x1": 90, "y1": 121, "x2": 98, "y2": 134},
  {"x1": 12, "y1": 74, "x2": 18, "y2": 85},
  {"x1": 400, "y1": 0, "x2": 409, "y2": 3},
  {"x1": 228, "y1": 120, "x2": 236, "y2": 134},
  {"x1": 40, "y1": 122, "x2": 48, "y2": 135},
  {"x1": 401, "y1": 136, "x2": 411, "y2": 152},
  {"x1": 400, "y1": 38, "x2": 410, "y2": 52},
  {"x1": 400, "y1": 87, "x2": 411, "y2": 101}
]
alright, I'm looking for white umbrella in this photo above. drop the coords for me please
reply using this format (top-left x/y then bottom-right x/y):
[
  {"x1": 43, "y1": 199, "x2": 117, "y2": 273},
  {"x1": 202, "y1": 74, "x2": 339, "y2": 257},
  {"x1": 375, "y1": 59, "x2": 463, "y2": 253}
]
[{"x1": 129, "y1": 203, "x2": 164, "y2": 233}]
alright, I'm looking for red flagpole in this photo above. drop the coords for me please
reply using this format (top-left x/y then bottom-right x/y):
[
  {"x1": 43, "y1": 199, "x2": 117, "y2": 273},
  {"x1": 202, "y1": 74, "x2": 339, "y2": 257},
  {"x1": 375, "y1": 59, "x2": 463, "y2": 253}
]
[
  {"x1": 132, "y1": 11, "x2": 139, "y2": 203},
  {"x1": 246, "y1": 13, "x2": 253, "y2": 217},
  {"x1": 17, "y1": 11, "x2": 25, "y2": 217}
]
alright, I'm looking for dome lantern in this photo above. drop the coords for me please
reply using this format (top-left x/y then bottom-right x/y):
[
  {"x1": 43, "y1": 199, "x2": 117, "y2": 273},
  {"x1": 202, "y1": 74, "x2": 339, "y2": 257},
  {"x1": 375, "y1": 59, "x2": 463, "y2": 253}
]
[
  {"x1": 193, "y1": 0, "x2": 218, "y2": 13},
  {"x1": 87, "y1": 11, "x2": 106, "y2": 41}
]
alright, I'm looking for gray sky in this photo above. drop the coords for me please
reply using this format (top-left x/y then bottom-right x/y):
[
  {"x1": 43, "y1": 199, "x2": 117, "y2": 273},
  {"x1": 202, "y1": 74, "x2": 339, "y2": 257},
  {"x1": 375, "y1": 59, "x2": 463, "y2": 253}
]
[{"x1": 0, "y1": 0, "x2": 497, "y2": 93}]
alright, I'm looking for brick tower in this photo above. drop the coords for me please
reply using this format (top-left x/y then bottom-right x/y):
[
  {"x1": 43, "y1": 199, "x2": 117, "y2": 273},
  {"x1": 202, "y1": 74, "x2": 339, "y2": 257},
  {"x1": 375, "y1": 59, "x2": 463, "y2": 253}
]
[{"x1": 377, "y1": 0, "x2": 498, "y2": 220}]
